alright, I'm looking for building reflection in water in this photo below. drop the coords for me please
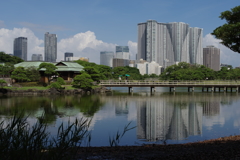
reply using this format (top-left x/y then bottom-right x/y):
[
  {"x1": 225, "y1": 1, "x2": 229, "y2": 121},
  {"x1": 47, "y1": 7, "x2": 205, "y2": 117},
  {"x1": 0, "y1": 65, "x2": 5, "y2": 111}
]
[{"x1": 137, "y1": 100, "x2": 203, "y2": 142}]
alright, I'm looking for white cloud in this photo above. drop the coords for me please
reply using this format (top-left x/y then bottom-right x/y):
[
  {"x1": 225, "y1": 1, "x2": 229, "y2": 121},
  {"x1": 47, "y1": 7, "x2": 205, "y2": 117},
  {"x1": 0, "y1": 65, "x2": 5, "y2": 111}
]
[
  {"x1": 0, "y1": 27, "x2": 136, "y2": 64},
  {"x1": 0, "y1": 27, "x2": 44, "y2": 60},
  {"x1": 58, "y1": 31, "x2": 116, "y2": 63},
  {"x1": 128, "y1": 41, "x2": 137, "y2": 60},
  {"x1": 203, "y1": 34, "x2": 240, "y2": 67}
]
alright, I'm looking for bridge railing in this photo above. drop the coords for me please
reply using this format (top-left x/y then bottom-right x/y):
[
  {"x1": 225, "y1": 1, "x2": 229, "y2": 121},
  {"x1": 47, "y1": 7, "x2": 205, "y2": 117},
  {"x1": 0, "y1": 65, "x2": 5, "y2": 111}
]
[{"x1": 99, "y1": 80, "x2": 240, "y2": 86}]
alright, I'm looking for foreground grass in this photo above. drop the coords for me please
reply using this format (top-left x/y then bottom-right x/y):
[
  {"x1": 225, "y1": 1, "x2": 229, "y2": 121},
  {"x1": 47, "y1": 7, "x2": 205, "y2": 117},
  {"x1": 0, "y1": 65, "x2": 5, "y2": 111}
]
[{"x1": 0, "y1": 113, "x2": 91, "y2": 160}]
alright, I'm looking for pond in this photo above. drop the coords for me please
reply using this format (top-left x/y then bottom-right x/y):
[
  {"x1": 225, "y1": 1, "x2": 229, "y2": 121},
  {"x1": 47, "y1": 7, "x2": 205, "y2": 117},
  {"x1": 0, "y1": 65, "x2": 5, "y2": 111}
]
[{"x1": 0, "y1": 87, "x2": 240, "y2": 147}]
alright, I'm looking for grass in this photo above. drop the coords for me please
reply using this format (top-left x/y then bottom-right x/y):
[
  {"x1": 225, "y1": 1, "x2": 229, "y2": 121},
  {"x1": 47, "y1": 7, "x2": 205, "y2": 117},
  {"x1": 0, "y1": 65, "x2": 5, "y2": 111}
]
[
  {"x1": 0, "y1": 113, "x2": 92, "y2": 160},
  {"x1": 0, "y1": 113, "x2": 135, "y2": 160}
]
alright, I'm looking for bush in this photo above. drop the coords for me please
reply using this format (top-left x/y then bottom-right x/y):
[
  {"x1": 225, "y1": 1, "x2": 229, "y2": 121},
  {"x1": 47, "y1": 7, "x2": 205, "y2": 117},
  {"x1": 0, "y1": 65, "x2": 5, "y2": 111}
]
[
  {"x1": 48, "y1": 82, "x2": 63, "y2": 89},
  {"x1": 57, "y1": 77, "x2": 66, "y2": 85}
]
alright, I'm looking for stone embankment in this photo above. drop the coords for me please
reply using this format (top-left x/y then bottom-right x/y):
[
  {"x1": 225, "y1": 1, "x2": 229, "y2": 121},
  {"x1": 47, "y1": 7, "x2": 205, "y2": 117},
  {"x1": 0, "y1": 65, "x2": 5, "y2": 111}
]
[{"x1": 0, "y1": 87, "x2": 111, "y2": 95}]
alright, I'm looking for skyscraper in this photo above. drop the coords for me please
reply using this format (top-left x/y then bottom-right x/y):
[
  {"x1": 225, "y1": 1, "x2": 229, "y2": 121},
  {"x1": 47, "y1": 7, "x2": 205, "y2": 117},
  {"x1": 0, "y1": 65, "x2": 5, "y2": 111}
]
[
  {"x1": 32, "y1": 54, "x2": 43, "y2": 61},
  {"x1": 203, "y1": 46, "x2": 220, "y2": 71},
  {"x1": 13, "y1": 37, "x2": 27, "y2": 61},
  {"x1": 137, "y1": 20, "x2": 203, "y2": 68},
  {"x1": 100, "y1": 51, "x2": 114, "y2": 67},
  {"x1": 64, "y1": 52, "x2": 73, "y2": 61},
  {"x1": 44, "y1": 32, "x2": 57, "y2": 62},
  {"x1": 116, "y1": 46, "x2": 130, "y2": 59}
]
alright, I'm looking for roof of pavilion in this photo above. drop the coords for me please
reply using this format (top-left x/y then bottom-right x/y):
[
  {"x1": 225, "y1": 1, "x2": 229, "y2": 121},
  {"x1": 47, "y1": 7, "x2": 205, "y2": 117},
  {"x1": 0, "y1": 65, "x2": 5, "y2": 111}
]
[{"x1": 14, "y1": 61, "x2": 84, "y2": 72}]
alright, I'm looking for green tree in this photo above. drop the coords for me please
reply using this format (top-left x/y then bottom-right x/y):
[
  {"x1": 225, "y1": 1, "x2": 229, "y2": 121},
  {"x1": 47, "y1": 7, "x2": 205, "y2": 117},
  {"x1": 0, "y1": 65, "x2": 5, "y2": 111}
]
[
  {"x1": 0, "y1": 52, "x2": 24, "y2": 64},
  {"x1": 72, "y1": 73, "x2": 93, "y2": 89},
  {"x1": 38, "y1": 63, "x2": 58, "y2": 84},
  {"x1": 83, "y1": 67, "x2": 102, "y2": 82},
  {"x1": 0, "y1": 79, "x2": 6, "y2": 88},
  {"x1": 26, "y1": 66, "x2": 41, "y2": 82},
  {"x1": 48, "y1": 82, "x2": 63, "y2": 89},
  {"x1": 11, "y1": 67, "x2": 30, "y2": 82},
  {"x1": 0, "y1": 63, "x2": 14, "y2": 77},
  {"x1": 212, "y1": 5, "x2": 240, "y2": 53},
  {"x1": 56, "y1": 77, "x2": 66, "y2": 85}
]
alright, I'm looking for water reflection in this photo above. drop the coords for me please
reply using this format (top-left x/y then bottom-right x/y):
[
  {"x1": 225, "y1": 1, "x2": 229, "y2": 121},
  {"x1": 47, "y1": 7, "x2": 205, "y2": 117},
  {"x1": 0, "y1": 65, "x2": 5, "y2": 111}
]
[{"x1": 0, "y1": 92, "x2": 240, "y2": 146}]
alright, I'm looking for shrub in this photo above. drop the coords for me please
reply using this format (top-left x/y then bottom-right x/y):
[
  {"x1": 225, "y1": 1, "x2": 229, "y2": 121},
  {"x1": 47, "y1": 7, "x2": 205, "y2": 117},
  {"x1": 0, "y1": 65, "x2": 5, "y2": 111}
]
[
  {"x1": 57, "y1": 77, "x2": 66, "y2": 85},
  {"x1": 48, "y1": 82, "x2": 62, "y2": 89}
]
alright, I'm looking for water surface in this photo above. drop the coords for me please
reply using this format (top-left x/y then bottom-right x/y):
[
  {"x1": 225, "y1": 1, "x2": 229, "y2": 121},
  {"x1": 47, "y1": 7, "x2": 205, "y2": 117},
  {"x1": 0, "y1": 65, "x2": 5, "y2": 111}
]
[{"x1": 0, "y1": 88, "x2": 240, "y2": 146}]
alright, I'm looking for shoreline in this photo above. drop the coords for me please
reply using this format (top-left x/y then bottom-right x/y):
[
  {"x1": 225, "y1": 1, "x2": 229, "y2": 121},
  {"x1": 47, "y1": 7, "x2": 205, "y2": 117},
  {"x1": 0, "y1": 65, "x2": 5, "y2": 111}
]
[{"x1": 75, "y1": 135, "x2": 240, "y2": 159}]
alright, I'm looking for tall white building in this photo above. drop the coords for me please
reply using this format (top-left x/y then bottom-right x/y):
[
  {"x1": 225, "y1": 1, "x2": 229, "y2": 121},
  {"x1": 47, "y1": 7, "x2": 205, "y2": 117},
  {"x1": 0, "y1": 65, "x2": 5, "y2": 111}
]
[
  {"x1": 100, "y1": 51, "x2": 114, "y2": 67},
  {"x1": 135, "y1": 59, "x2": 162, "y2": 75},
  {"x1": 137, "y1": 20, "x2": 203, "y2": 68},
  {"x1": 45, "y1": 32, "x2": 57, "y2": 62},
  {"x1": 116, "y1": 46, "x2": 129, "y2": 60}
]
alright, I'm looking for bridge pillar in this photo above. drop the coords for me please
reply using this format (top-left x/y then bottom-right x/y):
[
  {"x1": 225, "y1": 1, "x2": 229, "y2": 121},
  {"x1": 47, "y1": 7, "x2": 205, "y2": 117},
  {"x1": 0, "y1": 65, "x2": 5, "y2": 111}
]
[
  {"x1": 192, "y1": 87, "x2": 194, "y2": 92},
  {"x1": 211, "y1": 87, "x2": 214, "y2": 92},
  {"x1": 150, "y1": 87, "x2": 155, "y2": 93},
  {"x1": 224, "y1": 87, "x2": 226, "y2": 92},
  {"x1": 236, "y1": 87, "x2": 238, "y2": 92},
  {"x1": 170, "y1": 87, "x2": 175, "y2": 92},
  {"x1": 128, "y1": 87, "x2": 133, "y2": 93}
]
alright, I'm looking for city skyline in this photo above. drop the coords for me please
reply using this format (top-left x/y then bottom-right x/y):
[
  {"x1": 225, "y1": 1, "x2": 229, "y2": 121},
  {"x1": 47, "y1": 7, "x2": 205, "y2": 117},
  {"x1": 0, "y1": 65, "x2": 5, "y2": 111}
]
[
  {"x1": 0, "y1": 1, "x2": 239, "y2": 66},
  {"x1": 137, "y1": 20, "x2": 202, "y2": 68}
]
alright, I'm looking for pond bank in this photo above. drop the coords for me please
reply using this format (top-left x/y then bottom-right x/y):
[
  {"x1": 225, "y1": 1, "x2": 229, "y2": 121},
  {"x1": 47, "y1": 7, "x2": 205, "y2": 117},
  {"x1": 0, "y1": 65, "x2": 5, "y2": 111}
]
[
  {"x1": 75, "y1": 135, "x2": 240, "y2": 159},
  {"x1": 0, "y1": 87, "x2": 111, "y2": 95}
]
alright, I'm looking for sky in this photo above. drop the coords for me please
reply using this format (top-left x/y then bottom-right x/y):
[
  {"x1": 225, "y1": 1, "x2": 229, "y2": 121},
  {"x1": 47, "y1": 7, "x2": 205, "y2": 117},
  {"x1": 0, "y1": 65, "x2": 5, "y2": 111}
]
[{"x1": 0, "y1": 0, "x2": 239, "y2": 67}]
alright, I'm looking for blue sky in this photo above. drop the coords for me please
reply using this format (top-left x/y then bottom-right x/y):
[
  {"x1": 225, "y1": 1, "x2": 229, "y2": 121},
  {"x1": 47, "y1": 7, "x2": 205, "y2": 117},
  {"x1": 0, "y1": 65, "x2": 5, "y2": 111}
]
[{"x1": 0, "y1": 0, "x2": 240, "y2": 66}]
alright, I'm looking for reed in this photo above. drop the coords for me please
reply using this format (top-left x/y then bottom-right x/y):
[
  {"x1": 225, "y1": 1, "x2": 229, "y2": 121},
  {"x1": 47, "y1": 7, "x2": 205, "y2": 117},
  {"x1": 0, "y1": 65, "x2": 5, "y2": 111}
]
[{"x1": 0, "y1": 113, "x2": 91, "y2": 160}]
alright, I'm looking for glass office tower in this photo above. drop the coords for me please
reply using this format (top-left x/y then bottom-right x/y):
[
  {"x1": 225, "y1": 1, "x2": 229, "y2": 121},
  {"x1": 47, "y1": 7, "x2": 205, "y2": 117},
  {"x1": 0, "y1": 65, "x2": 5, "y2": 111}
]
[
  {"x1": 44, "y1": 32, "x2": 57, "y2": 62},
  {"x1": 100, "y1": 51, "x2": 115, "y2": 67},
  {"x1": 13, "y1": 37, "x2": 27, "y2": 61}
]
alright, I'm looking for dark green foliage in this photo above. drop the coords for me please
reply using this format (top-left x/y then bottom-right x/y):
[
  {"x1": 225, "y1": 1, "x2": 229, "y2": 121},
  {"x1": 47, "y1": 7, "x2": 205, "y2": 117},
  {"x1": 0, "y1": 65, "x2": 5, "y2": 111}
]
[
  {"x1": 0, "y1": 113, "x2": 91, "y2": 160},
  {"x1": 57, "y1": 77, "x2": 66, "y2": 85},
  {"x1": 38, "y1": 63, "x2": 58, "y2": 84},
  {"x1": 72, "y1": 73, "x2": 94, "y2": 89},
  {"x1": 48, "y1": 82, "x2": 63, "y2": 89},
  {"x1": 0, "y1": 79, "x2": 6, "y2": 88},
  {"x1": 75, "y1": 60, "x2": 97, "y2": 67},
  {"x1": 83, "y1": 67, "x2": 102, "y2": 81},
  {"x1": 26, "y1": 66, "x2": 41, "y2": 82},
  {"x1": 212, "y1": 5, "x2": 240, "y2": 53},
  {"x1": 11, "y1": 66, "x2": 30, "y2": 82},
  {"x1": 0, "y1": 52, "x2": 24, "y2": 64},
  {"x1": 160, "y1": 62, "x2": 216, "y2": 80},
  {"x1": 0, "y1": 63, "x2": 14, "y2": 77}
]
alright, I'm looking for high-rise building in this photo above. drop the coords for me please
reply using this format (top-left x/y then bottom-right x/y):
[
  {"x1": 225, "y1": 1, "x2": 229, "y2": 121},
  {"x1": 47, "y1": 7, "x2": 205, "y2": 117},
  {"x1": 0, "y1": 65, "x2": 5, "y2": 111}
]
[
  {"x1": 64, "y1": 52, "x2": 73, "y2": 61},
  {"x1": 116, "y1": 46, "x2": 130, "y2": 59},
  {"x1": 137, "y1": 20, "x2": 203, "y2": 68},
  {"x1": 203, "y1": 45, "x2": 220, "y2": 71},
  {"x1": 44, "y1": 32, "x2": 57, "y2": 62},
  {"x1": 32, "y1": 54, "x2": 43, "y2": 61},
  {"x1": 100, "y1": 51, "x2": 114, "y2": 67},
  {"x1": 13, "y1": 37, "x2": 27, "y2": 61},
  {"x1": 112, "y1": 58, "x2": 130, "y2": 68}
]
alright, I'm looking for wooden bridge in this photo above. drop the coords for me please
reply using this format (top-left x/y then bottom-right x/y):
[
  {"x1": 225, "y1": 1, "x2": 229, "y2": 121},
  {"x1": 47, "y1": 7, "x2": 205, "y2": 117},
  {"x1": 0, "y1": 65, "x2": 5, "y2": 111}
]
[{"x1": 99, "y1": 80, "x2": 240, "y2": 93}]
